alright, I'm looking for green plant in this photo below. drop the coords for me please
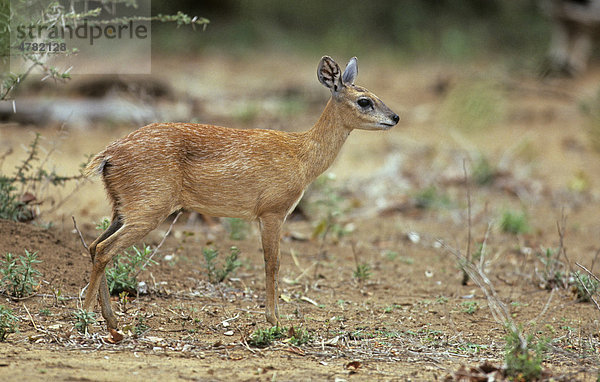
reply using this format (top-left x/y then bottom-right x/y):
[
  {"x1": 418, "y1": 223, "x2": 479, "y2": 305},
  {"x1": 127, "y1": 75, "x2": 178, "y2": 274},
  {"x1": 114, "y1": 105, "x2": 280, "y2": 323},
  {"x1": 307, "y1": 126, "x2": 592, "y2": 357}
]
[
  {"x1": 223, "y1": 218, "x2": 249, "y2": 240},
  {"x1": 472, "y1": 155, "x2": 496, "y2": 186},
  {"x1": 571, "y1": 271, "x2": 600, "y2": 302},
  {"x1": 0, "y1": 305, "x2": 19, "y2": 341},
  {"x1": 504, "y1": 327, "x2": 548, "y2": 380},
  {"x1": 248, "y1": 325, "x2": 287, "y2": 348},
  {"x1": 353, "y1": 263, "x2": 371, "y2": 282},
  {"x1": 536, "y1": 248, "x2": 569, "y2": 290},
  {"x1": 461, "y1": 301, "x2": 479, "y2": 315},
  {"x1": 202, "y1": 246, "x2": 241, "y2": 284},
  {"x1": 0, "y1": 250, "x2": 42, "y2": 298},
  {"x1": 96, "y1": 218, "x2": 157, "y2": 295},
  {"x1": 72, "y1": 309, "x2": 96, "y2": 335},
  {"x1": 413, "y1": 185, "x2": 451, "y2": 209},
  {"x1": 133, "y1": 314, "x2": 149, "y2": 338},
  {"x1": 499, "y1": 210, "x2": 530, "y2": 235},
  {"x1": 38, "y1": 308, "x2": 51, "y2": 316},
  {"x1": 106, "y1": 244, "x2": 155, "y2": 295},
  {"x1": 288, "y1": 326, "x2": 312, "y2": 346}
]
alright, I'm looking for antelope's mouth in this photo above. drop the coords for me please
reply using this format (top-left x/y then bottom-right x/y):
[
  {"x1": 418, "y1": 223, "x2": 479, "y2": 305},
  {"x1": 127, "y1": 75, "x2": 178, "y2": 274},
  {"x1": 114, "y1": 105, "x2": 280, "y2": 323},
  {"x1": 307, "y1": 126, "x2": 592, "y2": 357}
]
[{"x1": 378, "y1": 122, "x2": 396, "y2": 129}]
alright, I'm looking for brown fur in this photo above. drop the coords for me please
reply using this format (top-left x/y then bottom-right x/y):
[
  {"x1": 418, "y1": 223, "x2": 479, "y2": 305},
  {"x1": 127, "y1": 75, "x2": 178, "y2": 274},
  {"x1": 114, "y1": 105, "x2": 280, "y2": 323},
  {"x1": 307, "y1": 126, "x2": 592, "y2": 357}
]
[{"x1": 82, "y1": 56, "x2": 399, "y2": 328}]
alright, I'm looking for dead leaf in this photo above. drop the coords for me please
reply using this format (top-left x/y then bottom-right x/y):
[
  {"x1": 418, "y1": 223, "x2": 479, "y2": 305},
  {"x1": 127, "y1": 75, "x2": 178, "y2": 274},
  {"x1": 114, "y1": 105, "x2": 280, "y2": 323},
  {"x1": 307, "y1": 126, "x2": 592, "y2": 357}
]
[
  {"x1": 105, "y1": 328, "x2": 124, "y2": 344},
  {"x1": 345, "y1": 360, "x2": 362, "y2": 373}
]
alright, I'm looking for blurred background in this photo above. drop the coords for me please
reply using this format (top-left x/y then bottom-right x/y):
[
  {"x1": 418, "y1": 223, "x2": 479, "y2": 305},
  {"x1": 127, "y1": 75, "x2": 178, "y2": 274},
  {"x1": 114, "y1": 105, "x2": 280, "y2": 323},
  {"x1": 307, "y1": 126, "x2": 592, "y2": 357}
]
[
  {"x1": 2, "y1": 0, "x2": 600, "y2": 226},
  {"x1": 151, "y1": 0, "x2": 548, "y2": 65}
]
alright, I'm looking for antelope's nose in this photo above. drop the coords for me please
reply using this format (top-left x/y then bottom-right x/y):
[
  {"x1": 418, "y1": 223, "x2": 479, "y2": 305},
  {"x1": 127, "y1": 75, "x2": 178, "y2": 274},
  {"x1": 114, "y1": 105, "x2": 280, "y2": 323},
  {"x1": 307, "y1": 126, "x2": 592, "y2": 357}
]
[{"x1": 391, "y1": 113, "x2": 399, "y2": 124}]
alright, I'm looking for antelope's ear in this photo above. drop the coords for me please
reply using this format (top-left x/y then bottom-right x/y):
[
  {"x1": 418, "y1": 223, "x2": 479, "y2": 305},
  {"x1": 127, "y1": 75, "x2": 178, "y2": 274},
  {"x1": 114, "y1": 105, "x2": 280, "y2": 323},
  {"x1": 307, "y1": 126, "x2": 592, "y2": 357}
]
[
  {"x1": 342, "y1": 57, "x2": 358, "y2": 85},
  {"x1": 317, "y1": 56, "x2": 343, "y2": 93}
]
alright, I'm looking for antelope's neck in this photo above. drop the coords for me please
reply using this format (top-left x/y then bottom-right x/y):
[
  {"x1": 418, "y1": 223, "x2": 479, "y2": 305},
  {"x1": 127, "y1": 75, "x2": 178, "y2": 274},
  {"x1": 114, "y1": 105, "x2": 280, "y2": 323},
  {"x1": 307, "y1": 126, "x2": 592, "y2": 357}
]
[{"x1": 299, "y1": 99, "x2": 351, "y2": 182}]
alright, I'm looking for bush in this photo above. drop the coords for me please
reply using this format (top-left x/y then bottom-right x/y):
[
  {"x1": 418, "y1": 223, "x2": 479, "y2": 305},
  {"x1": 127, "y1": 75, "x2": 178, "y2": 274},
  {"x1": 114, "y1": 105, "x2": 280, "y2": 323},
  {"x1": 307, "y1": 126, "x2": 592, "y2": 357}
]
[
  {"x1": 0, "y1": 250, "x2": 42, "y2": 298},
  {"x1": 106, "y1": 244, "x2": 155, "y2": 295},
  {"x1": 72, "y1": 309, "x2": 96, "y2": 335},
  {"x1": 0, "y1": 305, "x2": 19, "y2": 341},
  {"x1": 504, "y1": 327, "x2": 547, "y2": 380}
]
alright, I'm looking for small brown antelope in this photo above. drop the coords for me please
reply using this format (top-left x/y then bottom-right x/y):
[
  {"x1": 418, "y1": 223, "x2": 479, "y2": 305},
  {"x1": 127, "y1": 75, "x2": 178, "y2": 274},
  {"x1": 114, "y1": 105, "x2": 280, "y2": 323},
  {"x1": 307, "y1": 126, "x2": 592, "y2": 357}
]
[{"x1": 83, "y1": 56, "x2": 399, "y2": 329}]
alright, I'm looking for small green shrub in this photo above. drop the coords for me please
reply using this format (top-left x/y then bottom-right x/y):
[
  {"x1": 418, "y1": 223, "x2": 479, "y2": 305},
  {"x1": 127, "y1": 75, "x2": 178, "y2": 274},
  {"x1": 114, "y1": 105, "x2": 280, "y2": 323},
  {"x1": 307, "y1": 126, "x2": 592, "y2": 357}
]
[
  {"x1": 0, "y1": 250, "x2": 42, "y2": 298},
  {"x1": 248, "y1": 326, "x2": 286, "y2": 348},
  {"x1": 96, "y1": 218, "x2": 157, "y2": 296},
  {"x1": 500, "y1": 210, "x2": 530, "y2": 235},
  {"x1": 133, "y1": 314, "x2": 149, "y2": 338},
  {"x1": 0, "y1": 305, "x2": 19, "y2": 341},
  {"x1": 202, "y1": 246, "x2": 241, "y2": 284},
  {"x1": 288, "y1": 326, "x2": 312, "y2": 346},
  {"x1": 504, "y1": 327, "x2": 547, "y2": 380},
  {"x1": 247, "y1": 326, "x2": 310, "y2": 347},
  {"x1": 353, "y1": 264, "x2": 371, "y2": 282},
  {"x1": 72, "y1": 309, "x2": 96, "y2": 335},
  {"x1": 572, "y1": 271, "x2": 599, "y2": 302},
  {"x1": 536, "y1": 248, "x2": 569, "y2": 290},
  {"x1": 106, "y1": 244, "x2": 155, "y2": 295}
]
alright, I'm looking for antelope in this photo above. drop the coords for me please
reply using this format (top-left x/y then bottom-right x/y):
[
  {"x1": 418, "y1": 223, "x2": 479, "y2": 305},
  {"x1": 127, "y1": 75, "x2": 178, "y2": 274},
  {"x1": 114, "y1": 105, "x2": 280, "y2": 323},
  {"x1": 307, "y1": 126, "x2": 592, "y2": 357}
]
[{"x1": 82, "y1": 56, "x2": 399, "y2": 330}]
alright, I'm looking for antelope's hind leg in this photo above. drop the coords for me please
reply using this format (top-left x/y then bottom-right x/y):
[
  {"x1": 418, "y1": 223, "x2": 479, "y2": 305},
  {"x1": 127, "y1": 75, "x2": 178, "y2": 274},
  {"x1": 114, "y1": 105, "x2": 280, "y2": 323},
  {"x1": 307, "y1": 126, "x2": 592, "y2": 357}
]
[{"x1": 84, "y1": 219, "x2": 155, "y2": 330}]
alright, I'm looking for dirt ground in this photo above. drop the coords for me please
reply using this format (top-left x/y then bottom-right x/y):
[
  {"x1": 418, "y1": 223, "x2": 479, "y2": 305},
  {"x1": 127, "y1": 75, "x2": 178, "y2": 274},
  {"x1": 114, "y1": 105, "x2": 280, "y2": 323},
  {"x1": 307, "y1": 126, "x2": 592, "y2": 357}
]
[{"x1": 1, "y1": 53, "x2": 600, "y2": 381}]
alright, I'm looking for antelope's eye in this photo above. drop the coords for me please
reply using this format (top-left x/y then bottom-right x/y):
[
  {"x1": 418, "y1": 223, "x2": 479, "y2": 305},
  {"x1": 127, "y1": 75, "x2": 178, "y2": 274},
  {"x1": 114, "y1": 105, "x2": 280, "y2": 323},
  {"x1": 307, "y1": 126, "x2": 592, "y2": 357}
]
[{"x1": 357, "y1": 98, "x2": 372, "y2": 108}]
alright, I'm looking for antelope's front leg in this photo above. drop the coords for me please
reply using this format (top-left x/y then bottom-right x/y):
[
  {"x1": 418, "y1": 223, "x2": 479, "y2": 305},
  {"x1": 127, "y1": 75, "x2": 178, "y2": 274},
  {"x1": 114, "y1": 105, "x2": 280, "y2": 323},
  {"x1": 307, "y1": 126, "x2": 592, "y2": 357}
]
[{"x1": 259, "y1": 214, "x2": 284, "y2": 325}]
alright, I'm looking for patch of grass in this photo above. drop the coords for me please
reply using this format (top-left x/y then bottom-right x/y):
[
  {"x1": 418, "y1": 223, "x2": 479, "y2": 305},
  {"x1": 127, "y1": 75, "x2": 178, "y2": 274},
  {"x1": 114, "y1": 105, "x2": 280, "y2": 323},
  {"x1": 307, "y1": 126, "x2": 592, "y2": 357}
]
[
  {"x1": 202, "y1": 246, "x2": 241, "y2": 284},
  {"x1": 353, "y1": 264, "x2": 371, "y2": 283},
  {"x1": 461, "y1": 301, "x2": 479, "y2": 315},
  {"x1": 572, "y1": 271, "x2": 599, "y2": 303},
  {"x1": 223, "y1": 218, "x2": 250, "y2": 240},
  {"x1": 504, "y1": 327, "x2": 548, "y2": 381},
  {"x1": 72, "y1": 309, "x2": 96, "y2": 335},
  {"x1": 38, "y1": 308, "x2": 52, "y2": 316},
  {"x1": 499, "y1": 210, "x2": 530, "y2": 235},
  {"x1": 248, "y1": 326, "x2": 287, "y2": 348},
  {"x1": 0, "y1": 250, "x2": 42, "y2": 298},
  {"x1": 413, "y1": 185, "x2": 451, "y2": 210},
  {"x1": 0, "y1": 305, "x2": 19, "y2": 341}
]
